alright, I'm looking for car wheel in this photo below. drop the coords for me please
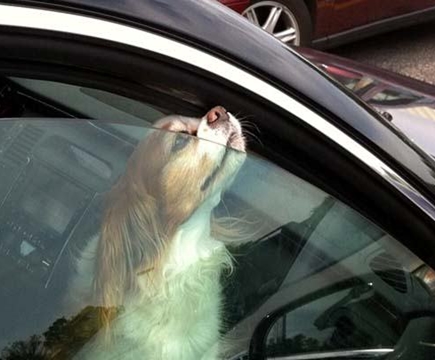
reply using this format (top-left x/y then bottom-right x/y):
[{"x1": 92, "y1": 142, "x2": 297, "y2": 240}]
[{"x1": 242, "y1": 0, "x2": 312, "y2": 46}]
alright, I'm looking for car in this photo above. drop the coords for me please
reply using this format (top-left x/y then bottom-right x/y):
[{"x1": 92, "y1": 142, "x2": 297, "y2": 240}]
[
  {"x1": 1, "y1": 1, "x2": 435, "y2": 359},
  {"x1": 298, "y1": 46, "x2": 435, "y2": 158},
  {"x1": 220, "y1": 0, "x2": 435, "y2": 47}
]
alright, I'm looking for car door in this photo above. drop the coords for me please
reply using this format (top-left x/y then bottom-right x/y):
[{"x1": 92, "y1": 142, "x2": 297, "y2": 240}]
[
  {"x1": 1, "y1": 4, "x2": 435, "y2": 360},
  {"x1": 366, "y1": 0, "x2": 410, "y2": 24},
  {"x1": 328, "y1": 0, "x2": 411, "y2": 37},
  {"x1": 409, "y1": 0, "x2": 435, "y2": 13},
  {"x1": 328, "y1": 0, "x2": 369, "y2": 35}
]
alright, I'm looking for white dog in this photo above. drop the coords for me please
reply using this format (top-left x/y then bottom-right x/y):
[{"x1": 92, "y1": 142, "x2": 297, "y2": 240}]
[{"x1": 67, "y1": 106, "x2": 246, "y2": 360}]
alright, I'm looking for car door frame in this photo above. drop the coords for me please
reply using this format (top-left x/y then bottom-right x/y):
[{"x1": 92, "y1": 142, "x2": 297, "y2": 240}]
[{"x1": 1, "y1": 3, "x2": 435, "y2": 276}]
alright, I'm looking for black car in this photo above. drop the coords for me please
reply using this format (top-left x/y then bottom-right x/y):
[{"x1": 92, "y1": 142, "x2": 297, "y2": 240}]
[{"x1": 0, "y1": 1, "x2": 435, "y2": 360}]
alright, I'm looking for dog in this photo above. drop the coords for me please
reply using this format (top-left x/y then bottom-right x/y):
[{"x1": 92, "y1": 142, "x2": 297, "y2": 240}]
[{"x1": 67, "y1": 106, "x2": 246, "y2": 360}]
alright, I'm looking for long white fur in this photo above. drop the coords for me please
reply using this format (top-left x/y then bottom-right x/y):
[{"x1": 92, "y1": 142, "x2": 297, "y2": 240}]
[
  {"x1": 68, "y1": 109, "x2": 246, "y2": 360},
  {"x1": 73, "y1": 200, "x2": 232, "y2": 360}
]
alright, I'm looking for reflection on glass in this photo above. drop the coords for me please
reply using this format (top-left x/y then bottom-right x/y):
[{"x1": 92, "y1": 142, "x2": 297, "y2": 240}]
[
  {"x1": 0, "y1": 118, "x2": 433, "y2": 360},
  {"x1": 265, "y1": 283, "x2": 402, "y2": 357}
]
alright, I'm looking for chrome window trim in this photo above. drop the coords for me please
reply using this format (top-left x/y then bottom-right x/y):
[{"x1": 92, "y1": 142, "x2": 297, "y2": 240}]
[
  {"x1": 1, "y1": 4, "x2": 435, "y2": 221},
  {"x1": 268, "y1": 348, "x2": 394, "y2": 360}
]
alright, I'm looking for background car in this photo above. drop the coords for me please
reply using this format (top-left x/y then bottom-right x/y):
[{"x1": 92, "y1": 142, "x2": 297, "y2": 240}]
[
  {"x1": 220, "y1": 0, "x2": 435, "y2": 47},
  {"x1": 1, "y1": 1, "x2": 435, "y2": 359},
  {"x1": 298, "y1": 46, "x2": 435, "y2": 157}
]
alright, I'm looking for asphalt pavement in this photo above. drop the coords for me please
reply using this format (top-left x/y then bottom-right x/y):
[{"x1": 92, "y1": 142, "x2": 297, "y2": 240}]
[{"x1": 330, "y1": 21, "x2": 435, "y2": 85}]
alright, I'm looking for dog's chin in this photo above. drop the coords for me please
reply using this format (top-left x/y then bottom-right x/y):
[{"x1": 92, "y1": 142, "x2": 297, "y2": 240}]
[{"x1": 201, "y1": 137, "x2": 246, "y2": 194}]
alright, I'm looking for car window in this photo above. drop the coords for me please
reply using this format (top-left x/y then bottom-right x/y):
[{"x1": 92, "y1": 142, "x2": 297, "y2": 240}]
[
  {"x1": 370, "y1": 87, "x2": 424, "y2": 106},
  {"x1": 1, "y1": 77, "x2": 167, "y2": 127},
  {"x1": 0, "y1": 110, "x2": 434, "y2": 360},
  {"x1": 317, "y1": 66, "x2": 425, "y2": 107}
]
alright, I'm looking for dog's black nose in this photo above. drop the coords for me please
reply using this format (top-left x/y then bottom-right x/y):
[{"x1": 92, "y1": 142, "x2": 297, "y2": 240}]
[{"x1": 206, "y1": 106, "x2": 229, "y2": 124}]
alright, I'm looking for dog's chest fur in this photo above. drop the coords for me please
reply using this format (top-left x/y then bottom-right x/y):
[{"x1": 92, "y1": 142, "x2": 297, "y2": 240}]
[{"x1": 72, "y1": 202, "x2": 232, "y2": 360}]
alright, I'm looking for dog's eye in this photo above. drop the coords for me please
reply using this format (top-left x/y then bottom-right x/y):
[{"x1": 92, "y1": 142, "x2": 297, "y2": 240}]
[{"x1": 171, "y1": 132, "x2": 191, "y2": 153}]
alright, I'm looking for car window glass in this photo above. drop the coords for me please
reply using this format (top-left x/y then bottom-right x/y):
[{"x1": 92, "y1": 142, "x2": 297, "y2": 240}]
[
  {"x1": 370, "y1": 87, "x2": 424, "y2": 106},
  {"x1": 2, "y1": 77, "x2": 166, "y2": 134},
  {"x1": 317, "y1": 67, "x2": 425, "y2": 107},
  {"x1": 265, "y1": 285, "x2": 397, "y2": 358},
  {"x1": 0, "y1": 117, "x2": 434, "y2": 360},
  {"x1": 316, "y1": 66, "x2": 374, "y2": 94}
]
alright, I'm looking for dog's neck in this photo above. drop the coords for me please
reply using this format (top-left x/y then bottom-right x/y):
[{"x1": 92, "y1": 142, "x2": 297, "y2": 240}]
[{"x1": 165, "y1": 193, "x2": 223, "y2": 271}]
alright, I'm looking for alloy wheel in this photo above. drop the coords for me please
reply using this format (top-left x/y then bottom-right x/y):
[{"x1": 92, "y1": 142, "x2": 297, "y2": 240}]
[{"x1": 242, "y1": 1, "x2": 300, "y2": 45}]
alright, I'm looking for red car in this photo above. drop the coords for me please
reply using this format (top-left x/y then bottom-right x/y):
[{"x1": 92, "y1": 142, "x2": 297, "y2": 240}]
[{"x1": 220, "y1": 0, "x2": 435, "y2": 47}]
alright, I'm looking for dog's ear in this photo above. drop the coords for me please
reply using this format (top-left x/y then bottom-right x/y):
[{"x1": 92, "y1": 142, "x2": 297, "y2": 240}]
[{"x1": 94, "y1": 177, "x2": 166, "y2": 327}]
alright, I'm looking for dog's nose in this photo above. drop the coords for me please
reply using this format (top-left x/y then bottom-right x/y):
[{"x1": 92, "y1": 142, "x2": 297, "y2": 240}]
[{"x1": 206, "y1": 106, "x2": 229, "y2": 124}]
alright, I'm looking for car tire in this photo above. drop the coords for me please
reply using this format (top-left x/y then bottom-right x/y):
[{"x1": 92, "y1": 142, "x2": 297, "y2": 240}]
[{"x1": 242, "y1": 0, "x2": 313, "y2": 46}]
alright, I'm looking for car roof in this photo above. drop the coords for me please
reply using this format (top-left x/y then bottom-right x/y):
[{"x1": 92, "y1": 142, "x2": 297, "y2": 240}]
[{"x1": 3, "y1": 0, "x2": 435, "y2": 202}]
